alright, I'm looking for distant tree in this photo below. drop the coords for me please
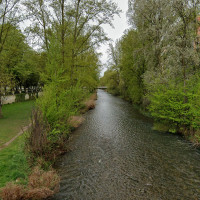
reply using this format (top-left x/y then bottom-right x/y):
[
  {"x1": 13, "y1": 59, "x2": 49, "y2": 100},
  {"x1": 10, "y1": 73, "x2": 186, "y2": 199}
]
[
  {"x1": 0, "y1": 25, "x2": 41, "y2": 91},
  {"x1": 0, "y1": 0, "x2": 21, "y2": 117},
  {"x1": 119, "y1": 30, "x2": 145, "y2": 104},
  {"x1": 0, "y1": 68, "x2": 13, "y2": 118},
  {"x1": 100, "y1": 69, "x2": 120, "y2": 95},
  {"x1": 0, "y1": 0, "x2": 21, "y2": 53}
]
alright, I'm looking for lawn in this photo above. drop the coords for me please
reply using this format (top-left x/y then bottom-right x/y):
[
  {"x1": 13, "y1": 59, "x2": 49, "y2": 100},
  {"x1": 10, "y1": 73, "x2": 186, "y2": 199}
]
[
  {"x1": 0, "y1": 101, "x2": 34, "y2": 146},
  {"x1": 0, "y1": 101, "x2": 34, "y2": 188},
  {"x1": 0, "y1": 135, "x2": 30, "y2": 187}
]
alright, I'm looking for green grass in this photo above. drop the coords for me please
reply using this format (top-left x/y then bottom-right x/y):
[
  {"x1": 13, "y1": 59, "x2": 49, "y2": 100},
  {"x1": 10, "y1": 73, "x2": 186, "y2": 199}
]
[
  {"x1": 0, "y1": 135, "x2": 30, "y2": 187},
  {"x1": 0, "y1": 101, "x2": 34, "y2": 145},
  {"x1": 0, "y1": 101, "x2": 34, "y2": 188}
]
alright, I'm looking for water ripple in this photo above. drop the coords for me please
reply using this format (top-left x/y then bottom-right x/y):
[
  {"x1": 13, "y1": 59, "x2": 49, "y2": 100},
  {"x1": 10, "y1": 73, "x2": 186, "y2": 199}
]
[{"x1": 51, "y1": 90, "x2": 200, "y2": 200}]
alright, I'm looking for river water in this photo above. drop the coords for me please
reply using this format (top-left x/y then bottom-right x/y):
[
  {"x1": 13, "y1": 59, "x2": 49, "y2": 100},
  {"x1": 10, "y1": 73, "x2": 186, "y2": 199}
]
[{"x1": 52, "y1": 90, "x2": 200, "y2": 200}]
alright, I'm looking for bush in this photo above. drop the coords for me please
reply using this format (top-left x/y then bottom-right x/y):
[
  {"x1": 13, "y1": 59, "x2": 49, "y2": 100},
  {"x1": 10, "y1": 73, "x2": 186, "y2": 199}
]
[
  {"x1": 36, "y1": 83, "x2": 87, "y2": 135},
  {"x1": 25, "y1": 109, "x2": 49, "y2": 158},
  {"x1": 15, "y1": 94, "x2": 26, "y2": 102},
  {"x1": 0, "y1": 167, "x2": 60, "y2": 200},
  {"x1": 25, "y1": 167, "x2": 60, "y2": 199},
  {"x1": 25, "y1": 83, "x2": 90, "y2": 163},
  {"x1": 148, "y1": 82, "x2": 200, "y2": 131},
  {"x1": 0, "y1": 183, "x2": 25, "y2": 200}
]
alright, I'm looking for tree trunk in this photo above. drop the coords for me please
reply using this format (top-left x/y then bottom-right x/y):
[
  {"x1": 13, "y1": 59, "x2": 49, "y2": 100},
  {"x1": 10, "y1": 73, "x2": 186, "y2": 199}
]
[
  {"x1": 71, "y1": 51, "x2": 75, "y2": 85},
  {"x1": 70, "y1": 0, "x2": 81, "y2": 85},
  {"x1": 39, "y1": 0, "x2": 49, "y2": 51},
  {"x1": 61, "y1": 0, "x2": 65, "y2": 67},
  {"x1": 0, "y1": 96, "x2": 3, "y2": 118}
]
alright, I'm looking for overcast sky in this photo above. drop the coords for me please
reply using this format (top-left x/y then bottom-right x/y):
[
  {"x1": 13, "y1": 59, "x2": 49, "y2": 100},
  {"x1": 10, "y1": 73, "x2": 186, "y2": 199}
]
[{"x1": 99, "y1": 0, "x2": 130, "y2": 76}]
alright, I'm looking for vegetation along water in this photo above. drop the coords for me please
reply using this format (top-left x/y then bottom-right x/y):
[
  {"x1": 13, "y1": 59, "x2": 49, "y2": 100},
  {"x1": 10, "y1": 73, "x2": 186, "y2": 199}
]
[
  {"x1": 0, "y1": 0, "x2": 200, "y2": 199},
  {"x1": 52, "y1": 90, "x2": 200, "y2": 200}
]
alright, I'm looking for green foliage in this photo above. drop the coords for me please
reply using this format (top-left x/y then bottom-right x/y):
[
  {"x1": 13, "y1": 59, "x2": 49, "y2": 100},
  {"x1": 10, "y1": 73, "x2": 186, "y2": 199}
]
[
  {"x1": 148, "y1": 80, "x2": 200, "y2": 131},
  {"x1": 100, "y1": 0, "x2": 200, "y2": 143},
  {"x1": 100, "y1": 70, "x2": 120, "y2": 95},
  {"x1": 100, "y1": 30, "x2": 145, "y2": 101},
  {"x1": 15, "y1": 94, "x2": 26, "y2": 102},
  {"x1": 148, "y1": 84, "x2": 189, "y2": 128},
  {"x1": 0, "y1": 24, "x2": 43, "y2": 99},
  {"x1": 36, "y1": 83, "x2": 87, "y2": 136},
  {"x1": 119, "y1": 30, "x2": 145, "y2": 104}
]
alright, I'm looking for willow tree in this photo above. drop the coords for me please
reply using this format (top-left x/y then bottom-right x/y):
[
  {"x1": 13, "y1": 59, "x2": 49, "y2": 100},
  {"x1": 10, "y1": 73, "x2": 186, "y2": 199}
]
[{"x1": 127, "y1": 0, "x2": 200, "y2": 131}]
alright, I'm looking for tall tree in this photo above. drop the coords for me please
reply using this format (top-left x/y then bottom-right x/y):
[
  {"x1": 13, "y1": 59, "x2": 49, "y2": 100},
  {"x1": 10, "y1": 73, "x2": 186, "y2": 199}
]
[
  {"x1": 23, "y1": 0, "x2": 51, "y2": 50},
  {"x1": 62, "y1": 0, "x2": 121, "y2": 83},
  {"x1": 0, "y1": 0, "x2": 21, "y2": 118},
  {"x1": 0, "y1": 0, "x2": 21, "y2": 53}
]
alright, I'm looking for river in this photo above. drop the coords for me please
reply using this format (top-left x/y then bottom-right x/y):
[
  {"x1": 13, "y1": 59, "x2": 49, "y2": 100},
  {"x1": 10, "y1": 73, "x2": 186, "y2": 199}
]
[{"x1": 52, "y1": 89, "x2": 200, "y2": 200}]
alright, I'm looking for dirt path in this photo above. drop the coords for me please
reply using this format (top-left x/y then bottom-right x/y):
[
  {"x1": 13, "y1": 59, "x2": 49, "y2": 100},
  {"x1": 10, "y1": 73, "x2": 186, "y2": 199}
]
[{"x1": 0, "y1": 124, "x2": 31, "y2": 151}]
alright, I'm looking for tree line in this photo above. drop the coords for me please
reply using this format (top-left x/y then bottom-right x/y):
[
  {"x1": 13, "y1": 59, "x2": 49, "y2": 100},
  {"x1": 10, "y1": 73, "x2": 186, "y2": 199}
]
[
  {"x1": 100, "y1": 0, "x2": 200, "y2": 144},
  {"x1": 0, "y1": 1, "x2": 121, "y2": 196},
  {"x1": 0, "y1": 0, "x2": 120, "y2": 118}
]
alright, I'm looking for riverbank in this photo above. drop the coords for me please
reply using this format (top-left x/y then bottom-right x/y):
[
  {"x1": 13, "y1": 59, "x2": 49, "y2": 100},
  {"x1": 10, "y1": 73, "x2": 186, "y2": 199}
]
[
  {"x1": 0, "y1": 101, "x2": 34, "y2": 147},
  {"x1": 51, "y1": 89, "x2": 200, "y2": 200},
  {"x1": 0, "y1": 101, "x2": 34, "y2": 189},
  {"x1": 0, "y1": 135, "x2": 30, "y2": 188},
  {"x1": 0, "y1": 92, "x2": 97, "y2": 200},
  {"x1": 106, "y1": 89, "x2": 200, "y2": 147}
]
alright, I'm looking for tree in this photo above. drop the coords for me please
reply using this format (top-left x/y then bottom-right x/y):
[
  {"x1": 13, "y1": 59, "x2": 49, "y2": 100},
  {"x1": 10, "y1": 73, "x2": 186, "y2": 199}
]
[
  {"x1": 0, "y1": 25, "x2": 41, "y2": 91},
  {"x1": 0, "y1": 1, "x2": 22, "y2": 117},
  {"x1": 0, "y1": 0, "x2": 21, "y2": 53},
  {"x1": 101, "y1": 0, "x2": 200, "y2": 139},
  {"x1": 23, "y1": 0, "x2": 52, "y2": 51},
  {"x1": 0, "y1": 68, "x2": 13, "y2": 118},
  {"x1": 51, "y1": 0, "x2": 121, "y2": 83},
  {"x1": 119, "y1": 29, "x2": 145, "y2": 104}
]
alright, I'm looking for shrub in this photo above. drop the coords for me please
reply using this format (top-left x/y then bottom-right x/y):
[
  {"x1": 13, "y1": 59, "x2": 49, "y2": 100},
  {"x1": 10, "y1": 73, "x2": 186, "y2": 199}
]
[
  {"x1": 15, "y1": 94, "x2": 26, "y2": 102},
  {"x1": 36, "y1": 83, "x2": 87, "y2": 134},
  {"x1": 0, "y1": 183, "x2": 25, "y2": 200},
  {"x1": 0, "y1": 167, "x2": 60, "y2": 200},
  {"x1": 25, "y1": 167, "x2": 60, "y2": 199},
  {"x1": 25, "y1": 109, "x2": 49, "y2": 158},
  {"x1": 148, "y1": 82, "x2": 200, "y2": 131},
  {"x1": 68, "y1": 116, "x2": 85, "y2": 128}
]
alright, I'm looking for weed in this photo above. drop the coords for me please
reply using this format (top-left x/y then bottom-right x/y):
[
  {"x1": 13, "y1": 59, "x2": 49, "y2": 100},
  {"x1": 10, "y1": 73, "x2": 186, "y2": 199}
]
[{"x1": 0, "y1": 167, "x2": 60, "y2": 200}]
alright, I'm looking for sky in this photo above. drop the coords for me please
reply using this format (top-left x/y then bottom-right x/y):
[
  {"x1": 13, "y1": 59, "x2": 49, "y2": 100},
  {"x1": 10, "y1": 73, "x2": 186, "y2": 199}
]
[{"x1": 99, "y1": 0, "x2": 130, "y2": 76}]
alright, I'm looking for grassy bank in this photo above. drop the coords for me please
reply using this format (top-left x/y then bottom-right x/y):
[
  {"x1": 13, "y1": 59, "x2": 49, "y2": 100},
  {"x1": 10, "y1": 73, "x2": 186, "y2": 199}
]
[
  {"x1": 0, "y1": 101, "x2": 34, "y2": 146},
  {"x1": 0, "y1": 136, "x2": 29, "y2": 188},
  {"x1": 0, "y1": 101, "x2": 34, "y2": 188},
  {"x1": 0, "y1": 92, "x2": 97, "y2": 200}
]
